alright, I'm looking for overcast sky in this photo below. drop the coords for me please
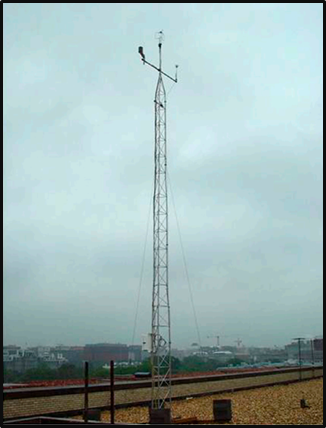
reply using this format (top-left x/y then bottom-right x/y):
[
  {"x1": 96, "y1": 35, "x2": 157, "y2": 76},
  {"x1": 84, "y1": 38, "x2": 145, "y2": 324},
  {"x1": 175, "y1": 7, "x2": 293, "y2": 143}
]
[{"x1": 4, "y1": 3, "x2": 323, "y2": 350}]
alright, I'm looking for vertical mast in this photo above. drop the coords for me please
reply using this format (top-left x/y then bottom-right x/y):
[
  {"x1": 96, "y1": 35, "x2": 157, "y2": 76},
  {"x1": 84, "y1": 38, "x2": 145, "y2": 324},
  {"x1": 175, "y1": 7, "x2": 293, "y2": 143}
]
[
  {"x1": 152, "y1": 34, "x2": 170, "y2": 409},
  {"x1": 138, "y1": 32, "x2": 178, "y2": 410}
]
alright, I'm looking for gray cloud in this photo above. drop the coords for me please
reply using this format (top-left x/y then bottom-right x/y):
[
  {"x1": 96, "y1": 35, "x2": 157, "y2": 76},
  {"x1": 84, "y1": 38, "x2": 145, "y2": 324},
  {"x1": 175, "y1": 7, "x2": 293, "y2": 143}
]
[{"x1": 4, "y1": 3, "x2": 323, "y2": 349}]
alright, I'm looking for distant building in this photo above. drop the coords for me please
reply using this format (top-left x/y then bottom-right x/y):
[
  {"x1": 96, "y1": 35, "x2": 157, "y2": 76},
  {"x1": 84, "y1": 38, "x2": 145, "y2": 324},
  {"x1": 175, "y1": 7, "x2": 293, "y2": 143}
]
[
  {"x1": 4, "y1": 352, "x2": 39, "y2": 373},
  {"x1": 247, "y1": 347, "x2": 288, "y2": 364},
  {"x1": 313, "y1": 338, "x2": 323, "y2": 362},
  {"x1": 220, "y1": 346, "x2": 238, "y2": 353},
  {"x1": 3, "y1": 345, "x2": 67, "y2": 373},
  {"x1": 212, "y1": 351, "x2": 233, "y2": 363},
  {"x1": 233, "y1": 352, "x2": 251, "y2": 363},
  {"x1": 51, "y1": 346, "x2": 85, "y2": 366},
  {"x1": 84, "y1": 343, "x2": 129, "y2": 364},
  {"x1": 128, "y1": 345, "x2": 142, "y2": 362},
  {"x1": 28, "y1": 346, "x2": 51, "y2": 358},
  {"x1": 198, "y1": 346, "x2": 218, "y2": 356},
  {"x1": 141, "y1": 349, "x2": 150, "y2": 361},
  {"x1": 3, "y1": 345, "x2": 22, "y2": 362},
  {"x1": 285, "y1": 338, "x2": 323, "y2": 363},
  {"x1": 171, "y1": 348, "x2": 191, "y2": 360}
]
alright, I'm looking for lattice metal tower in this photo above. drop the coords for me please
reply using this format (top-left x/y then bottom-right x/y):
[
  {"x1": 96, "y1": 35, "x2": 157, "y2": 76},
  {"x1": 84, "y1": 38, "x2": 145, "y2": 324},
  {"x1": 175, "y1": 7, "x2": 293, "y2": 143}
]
[{"x1": 138, "y1": 32, "x2": 178, "y2": 410}]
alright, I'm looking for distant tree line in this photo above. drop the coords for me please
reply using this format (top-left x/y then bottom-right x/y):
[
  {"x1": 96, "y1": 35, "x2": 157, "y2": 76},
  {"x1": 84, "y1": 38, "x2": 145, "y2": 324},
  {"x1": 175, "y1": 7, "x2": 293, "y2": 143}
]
[{"x1": 4, "y1": 356, "x2": 244, "y2": 383}]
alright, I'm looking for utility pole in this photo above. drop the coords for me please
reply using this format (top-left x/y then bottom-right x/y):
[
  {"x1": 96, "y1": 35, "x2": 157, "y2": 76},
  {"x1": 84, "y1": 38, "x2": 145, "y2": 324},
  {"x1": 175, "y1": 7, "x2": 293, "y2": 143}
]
[{"x1": 138, "y1": 32, "x2": 178, "y2": 413}]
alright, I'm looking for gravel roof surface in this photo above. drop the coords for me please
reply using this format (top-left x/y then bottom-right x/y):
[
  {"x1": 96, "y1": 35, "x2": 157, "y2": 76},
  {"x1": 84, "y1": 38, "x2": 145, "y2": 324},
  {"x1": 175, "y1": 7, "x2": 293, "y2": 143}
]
[{"x1": 99, "y1": 378, "x2": 323, "y2": 425}]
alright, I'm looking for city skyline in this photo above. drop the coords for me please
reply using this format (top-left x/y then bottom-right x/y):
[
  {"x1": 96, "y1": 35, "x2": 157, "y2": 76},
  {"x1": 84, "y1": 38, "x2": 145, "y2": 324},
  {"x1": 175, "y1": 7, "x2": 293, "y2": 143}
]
[{"x1": 3, "y1": 333, "x2": 323, "y2": 350}]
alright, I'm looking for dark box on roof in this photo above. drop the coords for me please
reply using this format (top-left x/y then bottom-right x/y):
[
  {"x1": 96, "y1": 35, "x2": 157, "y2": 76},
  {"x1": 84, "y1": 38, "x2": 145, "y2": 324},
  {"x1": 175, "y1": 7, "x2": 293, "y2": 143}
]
[
  {"x1": 213, "y1": 399, "x2": 232, "y2": 422},
  {"x1": 149, "y1": 408, "x2": 171, "y2": 424}
]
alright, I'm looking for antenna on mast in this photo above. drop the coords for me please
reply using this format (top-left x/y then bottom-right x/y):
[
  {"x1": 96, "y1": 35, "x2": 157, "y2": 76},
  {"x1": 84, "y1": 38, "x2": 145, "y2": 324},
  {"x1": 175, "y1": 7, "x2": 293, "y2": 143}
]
[
  {"x1": 175, "y1": 65, "x2": 179, "y2": 82},
  {"x1": 155, "y1": 30, "x2": 165, "y2": 44}
]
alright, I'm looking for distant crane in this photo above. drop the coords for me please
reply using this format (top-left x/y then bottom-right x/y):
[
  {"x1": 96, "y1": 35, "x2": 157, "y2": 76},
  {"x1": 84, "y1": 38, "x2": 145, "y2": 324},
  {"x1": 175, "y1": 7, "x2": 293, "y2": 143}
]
[{"x1": 234, "y1": 338, "x2": 243, "y2": 348}]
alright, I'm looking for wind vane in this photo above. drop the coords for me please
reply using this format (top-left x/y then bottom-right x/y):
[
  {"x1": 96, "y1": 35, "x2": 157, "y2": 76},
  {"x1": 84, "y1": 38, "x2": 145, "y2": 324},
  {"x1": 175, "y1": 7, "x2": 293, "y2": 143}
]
[{"x1": 138, "y1": 32, "x2": 178, "y2": 82}]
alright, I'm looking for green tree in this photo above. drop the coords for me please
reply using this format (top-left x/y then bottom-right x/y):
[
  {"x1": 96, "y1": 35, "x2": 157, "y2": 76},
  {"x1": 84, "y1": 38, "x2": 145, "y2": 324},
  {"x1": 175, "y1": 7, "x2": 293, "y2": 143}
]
[
  {"x1": 4, "y1": 367, "x2": 23, "y2": 383},
  {"x1": 171, "y1": 356, "x2": 181, "y2": 373},
  {"x1": 114, "y1": 365, "x2": 138, "y2": 375},
  {"x1": 139, "y1": 358, "x2": 151, "y2": 372},
  {"x1": 226, "y1": 357, "x2": 243, "y2": 367},
  {"x1": 57, "y1": 363, "x2": 82, "y2": 380},
  {"x1": 22, "y1": 363, "x2": 56, "y2": 382},
  {"x1": 90, "y1": 366, "x2": 111, "y2": 378},
  {"x1": 179, "y1": 356, "x2": 207, "y2": 372}
]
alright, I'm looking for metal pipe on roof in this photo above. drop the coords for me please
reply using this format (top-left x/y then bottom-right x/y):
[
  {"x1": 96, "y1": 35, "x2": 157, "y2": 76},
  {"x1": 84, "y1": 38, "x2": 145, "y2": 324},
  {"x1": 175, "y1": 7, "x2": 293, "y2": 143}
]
[
  {"x1": 110, "y1": 360, "x2": 115, "y2": 425},
  {"x1": 83, "y1": 361, "x2": 89, "y2": 423}
]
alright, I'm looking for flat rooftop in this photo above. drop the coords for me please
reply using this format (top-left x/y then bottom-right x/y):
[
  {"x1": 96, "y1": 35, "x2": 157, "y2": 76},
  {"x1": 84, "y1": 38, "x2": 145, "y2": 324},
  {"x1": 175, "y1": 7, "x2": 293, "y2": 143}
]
[{"x1": 83, "y1": 378, "x2": 323, "y2": 425}]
